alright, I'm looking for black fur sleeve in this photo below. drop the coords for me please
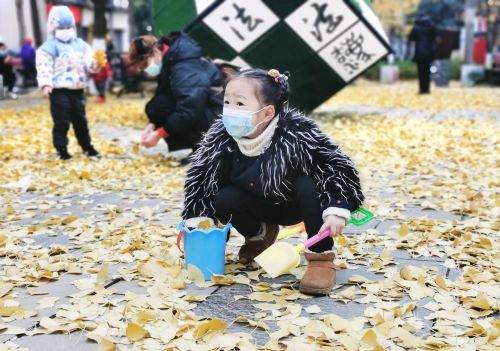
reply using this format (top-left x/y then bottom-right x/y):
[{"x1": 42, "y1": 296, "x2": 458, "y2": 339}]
[
  {"x1": 182, "y1": 121, "x2": 232, "y2": 219},
  {"x1": 292, "y1": 114, "x2": 364, "y2": 211}
]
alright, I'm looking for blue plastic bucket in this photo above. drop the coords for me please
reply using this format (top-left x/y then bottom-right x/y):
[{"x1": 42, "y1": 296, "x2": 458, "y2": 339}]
[{"x1": 177, "y1": 222, "x2": 232, "y2": 280}]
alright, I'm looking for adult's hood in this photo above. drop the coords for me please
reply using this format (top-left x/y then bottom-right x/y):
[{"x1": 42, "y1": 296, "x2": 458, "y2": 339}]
[
  {"x1": 46, "y1": 6, "x2": 76, "y2": 39},
  {"x1": 164, "y1": 32, "x2": 202, "y2": 63}
]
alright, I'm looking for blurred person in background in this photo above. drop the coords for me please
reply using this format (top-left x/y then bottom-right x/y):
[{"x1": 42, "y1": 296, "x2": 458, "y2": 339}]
[
  {"x1": 91, "y1": 60, "x2": 112, "y2": 103},
  {"x1": 21, "y1": 37, "x2": 37, "y2": 87},
  {"x1": 408, "y1": 13, "x2": 437, "y2": 94},
  {"x1": 36, "y1": 6, "x2": 102, "y2": 160},
  {"x1": 128, "y1": 32, "x2": 224, "y2": 158},
  {"x1": 0, "y1": 39, "x2": 18, "y2": 99}
]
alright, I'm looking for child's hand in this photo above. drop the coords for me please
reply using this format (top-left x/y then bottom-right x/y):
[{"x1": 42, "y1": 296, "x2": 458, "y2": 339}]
[
  {"x1": 141, "y1": 130, "x2": 162, "y2": 148},
  {"x1": 42, "y1": 86, "x2": 53, "y2": 98},
  {"x1": 320, "y1": 215, "x2": 346, "y2": 237}
]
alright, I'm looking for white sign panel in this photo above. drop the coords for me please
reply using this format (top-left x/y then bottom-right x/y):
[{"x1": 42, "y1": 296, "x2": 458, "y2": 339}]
[
  {"x1": 195, "y1": 0, "x2": 215, "y2": 14},
  {"x1": 285, "y1": 0, "x2": 359, "y2": 52},
  {"x1": 203, "y1": 0, "x2": 279, "y2": 52},
  {"x1": 318, "y1": 22, "x2": 387, "y2": 81}
]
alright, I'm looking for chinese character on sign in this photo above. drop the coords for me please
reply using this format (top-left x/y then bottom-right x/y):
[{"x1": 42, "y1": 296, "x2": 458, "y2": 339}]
[
  {"x1": 203, "y1": 0, "x2": 279, "y2": 52},
  {"x1": 319, "y1": 23, "x2": 387, "y2": 82},
  {"x1": 285, "y1": 0, "x2": 358, "y2": 52},
  {"x1": 308, "y1": 2, "x2": 343, "y2": 43},
  {"x1": 331, "y1": 32, "x2": 374, "y2": 75},
  {"x1": 222, "y1": 3, "x2": 264, "y2": 41}
]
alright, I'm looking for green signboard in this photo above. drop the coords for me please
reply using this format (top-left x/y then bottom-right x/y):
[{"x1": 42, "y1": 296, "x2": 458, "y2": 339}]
[{"x1": 153, "y1": 0, "x2": 391, "y2": 111}]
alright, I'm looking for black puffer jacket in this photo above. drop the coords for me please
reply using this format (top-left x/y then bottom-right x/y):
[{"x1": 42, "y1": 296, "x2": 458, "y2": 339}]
[
  {"x1": 145, "y1": 32, "x2": 224, "y2": 151},
  {"x1": 409, "y1": 17, "x2": 437, "y2": 62}
]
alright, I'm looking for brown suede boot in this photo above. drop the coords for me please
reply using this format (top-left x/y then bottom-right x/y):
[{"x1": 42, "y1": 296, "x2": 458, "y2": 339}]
[
  {"x1": 238, "y1": 223, "x2": 279, "y2": 264},
  {"x1": 299, "y1": 251, "x2": 336, "y2": 295}
]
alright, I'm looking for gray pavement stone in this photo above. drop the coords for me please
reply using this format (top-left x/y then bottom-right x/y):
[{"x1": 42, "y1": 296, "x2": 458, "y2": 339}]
[
  {"x1": 369, "y1": 246, "x2": 446, "y2": 262},
  {"x1": 446, "y1": 267, "x2": 461, "y2": 281},
  {"x1": 7, "y1": 273, "x2": 81, "y2": 321},
  {"x1": 31, "y1": 232, "x2": 73, "y2": 248},
  {"x1": 403, "y1": 206, "x2": 461, "y2": 221},
  {"x1": 379, "y1": 191, "x2": 397, "y2": 199},
  {"x1": 343, "y1": 219, "x2": 380, "y2": 235},
  {"x1": 185, "y1": 284, "x2": 219, "y2": 297},
  {"x1": 13, "y1": 332, "x2": 98, "y2": 351},
  {"x1": 110, "y1": 279, "x2": 148, "y2": 296},
  {"x1": 394, "y1": 258, "x2": 449, "y2": 277},
  {"x1": 0, "y1": 335, "x2": 14, "y2": 343},
  {"x1": 375, "y1": 220, "x2": 400, "y2": 234},
  {"x1": 192, "y1": 284, "x2": 270, "y2": 344}
]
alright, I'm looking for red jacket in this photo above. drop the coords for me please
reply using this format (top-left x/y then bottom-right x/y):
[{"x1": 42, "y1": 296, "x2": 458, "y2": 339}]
[{"x1": 91, "y1": 62, "x2": 112, "y2": 83}]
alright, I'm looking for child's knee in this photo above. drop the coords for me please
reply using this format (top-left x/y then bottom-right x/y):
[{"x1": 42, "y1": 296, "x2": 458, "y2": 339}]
[
  {"x1": 215, "y1": 185, "x2": 246, "y2": 214},
  {"x1": 215, "y1": 186, "x2": 235, "y2": 214}
]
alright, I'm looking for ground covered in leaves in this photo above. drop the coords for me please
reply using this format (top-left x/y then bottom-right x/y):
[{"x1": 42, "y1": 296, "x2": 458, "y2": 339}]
[{"x1": 0, "y1": 82, "x2": 499, "y2": 350}]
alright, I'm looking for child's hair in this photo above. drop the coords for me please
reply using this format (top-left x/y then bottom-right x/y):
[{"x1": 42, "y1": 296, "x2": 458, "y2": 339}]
[{"x1": 231, "y1": 68, "x2": 290, "y2": 113}]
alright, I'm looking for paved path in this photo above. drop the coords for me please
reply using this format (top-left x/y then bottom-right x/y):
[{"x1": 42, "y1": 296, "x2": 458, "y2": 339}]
[{"x1": 0, "y1": 98, "x2": 493, "y2": 350}]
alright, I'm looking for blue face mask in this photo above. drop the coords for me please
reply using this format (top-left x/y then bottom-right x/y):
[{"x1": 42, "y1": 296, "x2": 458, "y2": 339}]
[
  {"x1": 145, "y1": 61, "x2": 162, "y2": 77},
  {"x1": 222, "y1": 107, "x2": 265, "y2": 138}
]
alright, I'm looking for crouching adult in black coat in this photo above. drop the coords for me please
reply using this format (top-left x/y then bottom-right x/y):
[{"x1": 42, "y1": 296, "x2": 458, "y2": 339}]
[{"x1": 128, "y1": 32, "x2": 224, "y2": 153}]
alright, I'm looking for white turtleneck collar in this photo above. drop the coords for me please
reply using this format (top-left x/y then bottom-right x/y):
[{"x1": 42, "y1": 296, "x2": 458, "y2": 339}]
[{"x1": 233, "y1": 116, "x2": 279, "y2": 157}]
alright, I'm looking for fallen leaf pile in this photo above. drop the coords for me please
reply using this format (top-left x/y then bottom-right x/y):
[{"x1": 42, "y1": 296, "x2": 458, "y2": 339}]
[{"x1": 0, "y1": 83, "x2": 498, "y2": 351}]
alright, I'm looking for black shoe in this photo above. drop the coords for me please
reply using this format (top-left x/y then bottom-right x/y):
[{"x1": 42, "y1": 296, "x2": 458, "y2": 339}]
[
  {"x1": 84, "y1": 146, "x2": 100, "y2": 158},
  {"x1": 57, "y1": 149, "x2": 72, "y2": 160}
]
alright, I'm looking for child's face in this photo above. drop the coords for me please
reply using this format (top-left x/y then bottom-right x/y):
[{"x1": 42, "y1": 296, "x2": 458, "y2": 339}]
[{"x1": 224, "y1": 78, "x2": 275, "y2": 132}]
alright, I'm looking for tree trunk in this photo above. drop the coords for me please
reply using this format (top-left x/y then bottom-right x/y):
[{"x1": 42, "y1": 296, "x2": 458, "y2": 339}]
[
  {"x1": 15, "y1": 0, "x2": 27, "y2": 46},
  {"x1": 30, "y1": 0, "x2": 42, "y2": 46},
  {"x1": 93, "y1": 0, "x2": 107, "y2": 38}
]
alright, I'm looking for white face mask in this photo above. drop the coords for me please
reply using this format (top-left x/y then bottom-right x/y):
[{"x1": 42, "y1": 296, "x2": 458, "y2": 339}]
[{"x1": 55, "y1": 28, "x2": 76, "y2": 42}]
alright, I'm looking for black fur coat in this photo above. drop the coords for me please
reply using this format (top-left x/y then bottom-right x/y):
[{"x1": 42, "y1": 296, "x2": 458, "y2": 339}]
[{"x1": 182, "y1": 109, "x2": 364, "y2": 219}]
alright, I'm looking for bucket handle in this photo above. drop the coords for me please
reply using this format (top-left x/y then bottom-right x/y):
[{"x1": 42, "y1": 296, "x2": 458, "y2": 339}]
[{"x1": 176, "y1": 229, "x2": 185, "y2": 253}]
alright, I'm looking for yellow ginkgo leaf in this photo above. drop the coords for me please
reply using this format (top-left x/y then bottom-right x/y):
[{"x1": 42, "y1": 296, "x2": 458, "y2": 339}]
[
  {"x1": 197, "y1": 219, "x2": 212, "y2": 230},
  {"x1": 210, "y1": 274, "x2": 234, "y2": 286},
  {"x1": 96, "y1": 263, "x2": 109, "y2": 286},
  {"x1": 193, "y1": 319, "x2": 227, "y2": 340},
  {"x1": 361, "y1": 329, "x2": 384, "y2": 351},
  {"x1": 126, "y1": 322, "x2": 148, "y2": 342},
  {"x1": 97, "y1": 338, "x2": 116, "y2": 351},
  {"x1": 471, "y1": 292, "x2": 491, "y2": 310},
  {"x1": 434, "y1": 275, "x2": 448, "y2": 291},
  {"x1": 187, "y1": 264, "x2": 205, "y2": 285}
]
